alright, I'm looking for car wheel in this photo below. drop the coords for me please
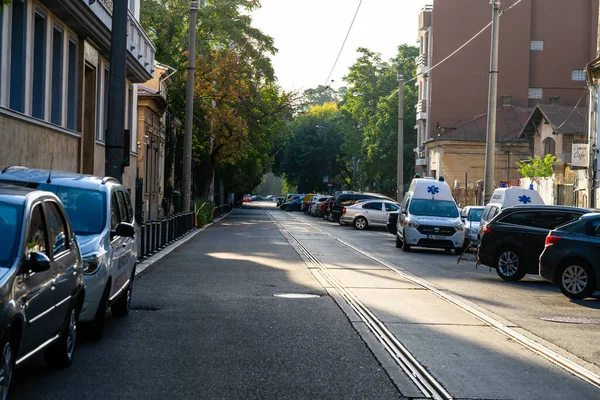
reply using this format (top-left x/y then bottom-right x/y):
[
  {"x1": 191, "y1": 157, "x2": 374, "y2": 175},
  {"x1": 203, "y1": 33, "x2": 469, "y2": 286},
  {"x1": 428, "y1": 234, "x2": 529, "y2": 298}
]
[
  {"x1": 495, "y1": 248, "x2": 526, "y2": 281},
  {"x1": 283, "y1": 205, "x2": 290, "y2": 212},
  {"x1": 444, "y1": 248, "x2": 453, "y2": 255},
  {"x1": 353, "y1": 217, "x2": 368, "y2": 230},
  {"x1": 0, "y1": 333, "x2": 14, "y2": 400},
  {"x1": 86, "y1": 283, "x2": 109, "y2": 341},
  {"x1": 112, "y1": 268, "x2": 135, "y2": 317},
  {"x1": 559, "y1": 261, "x2": 596, "y2": 299},
  {"x1": 328, "y1": 213, "x2": 334, "y2": 222},
  {"x1": 45, "y1": 306, "x2": 77, "y2": 368},
  {"x1": 395, "y1": 235, "x2": 402, "y2": 249},
  {"x1": 402, "y1": 230, "x2": 411, "y2": 252}
]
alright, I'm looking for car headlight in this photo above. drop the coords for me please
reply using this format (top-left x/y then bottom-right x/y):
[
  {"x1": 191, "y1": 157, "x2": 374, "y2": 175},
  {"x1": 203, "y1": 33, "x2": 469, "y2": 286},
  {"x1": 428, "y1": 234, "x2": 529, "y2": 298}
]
[
  {"x1": 455, "y1": 224, "x2": 465, "y2": 231},
  {"x1": 83, "y1": 252, "x2": 105, "y2": 274},
  {"x1": 407, "y1": 220, "x2": 419, "y2": 228}
]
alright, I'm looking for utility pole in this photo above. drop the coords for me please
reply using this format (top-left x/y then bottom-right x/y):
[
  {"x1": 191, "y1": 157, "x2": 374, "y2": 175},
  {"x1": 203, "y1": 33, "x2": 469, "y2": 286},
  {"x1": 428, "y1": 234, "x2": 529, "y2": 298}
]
[
  {"x1": 483, "y1": 0, "x2": 501, "y2": 204},
  {"x1": 105, "y1": 0, "x2": 128, "y2": 181},
  {"x1": 182, "y1": 0, "x2": 199, "y2": 211},
  {"x1": 397, "y1": 74, "x2": 405, "y2": 203}
]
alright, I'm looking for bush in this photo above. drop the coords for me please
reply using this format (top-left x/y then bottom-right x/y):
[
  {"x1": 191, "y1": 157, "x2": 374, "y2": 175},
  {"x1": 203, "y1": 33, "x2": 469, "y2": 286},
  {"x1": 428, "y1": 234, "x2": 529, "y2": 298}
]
[
  {"x1": 194, "y1": 198, "x2": 214, "y2": 226},
  {"x1": 516, "y1": 154, "x2": 557, "y2": 178}
]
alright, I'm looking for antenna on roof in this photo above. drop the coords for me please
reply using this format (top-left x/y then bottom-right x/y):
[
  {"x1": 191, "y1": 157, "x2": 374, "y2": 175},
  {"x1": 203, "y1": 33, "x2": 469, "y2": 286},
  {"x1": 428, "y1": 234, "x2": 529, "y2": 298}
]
[{"x1": 47, "y1": 157, "x2": 54, "y2": 184}]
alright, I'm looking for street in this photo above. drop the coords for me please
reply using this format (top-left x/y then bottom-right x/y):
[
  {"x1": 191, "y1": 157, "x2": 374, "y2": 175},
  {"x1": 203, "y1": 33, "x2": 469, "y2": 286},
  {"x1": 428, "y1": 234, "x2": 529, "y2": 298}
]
[{"x1": 11, "y1": 203, "x2": 600, "y2": 399}]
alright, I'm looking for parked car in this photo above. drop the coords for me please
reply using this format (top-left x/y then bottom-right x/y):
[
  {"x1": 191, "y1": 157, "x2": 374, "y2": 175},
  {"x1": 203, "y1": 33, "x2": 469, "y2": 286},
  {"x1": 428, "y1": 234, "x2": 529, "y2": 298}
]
[
  {"x1": 328, "y1": 191, "x2": 393, "y2": 222},
  {"x1": 0, "y1": 167, "x2": 138, "y2": 340},
  {"x1": 539, "y1": 213, "x2": 600, "y2": 299},
  {"x1": 276, "y1": 197, "x2": 285, "y2": 207},
  {"x1": 317, "y1": 198, "x2": 331, "y2": 218},
  {"x1": 340, "y1": 200, "x2": 400, "y2": 230},
  {"x1": 265, "y1": 195, "x2": 277, "y2": 202},
  {"x1": 478, "y1": 205, "x2": 592, "y2": 281},
  {"x1": 0, "y1": 183, "x2": 85, "y2": 398},
  {"x1": 323, "y1": 197, "x2": 336, "y2": 221},
  {"x1": 396, "y1": 178, "x2": 465, "y2": 253},
  {"x1": 280, "y1": 198, "x2": 303, "y2": 212},
  {"x1": 460, "y1": 206, "x2": 485, "y2": 244},
  {"x1": 243, "y1": 195, "x2": 252, "y2": 203},
  {"x1": 302, "y1": 194, "x2": 318, "y2": 213},
  {"x1": 311, "y1": 196, "x2": 330, "y2": 217}
]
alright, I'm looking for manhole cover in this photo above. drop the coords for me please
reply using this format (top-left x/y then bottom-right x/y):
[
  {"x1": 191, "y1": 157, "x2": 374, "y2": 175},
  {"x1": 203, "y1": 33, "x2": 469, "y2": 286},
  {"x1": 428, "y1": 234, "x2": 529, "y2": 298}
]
[
  {"x1": 273, "y1": 293, "x2": 321, "y2": 299},
  {"x1": 541, "y1": 316, "x2": 600, "y2": 325}
]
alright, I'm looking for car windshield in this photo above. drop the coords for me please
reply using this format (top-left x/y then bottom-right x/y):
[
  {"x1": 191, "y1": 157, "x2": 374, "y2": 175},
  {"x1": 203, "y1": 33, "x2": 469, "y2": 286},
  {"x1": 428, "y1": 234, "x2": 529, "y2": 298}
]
[
  {"x1": 0, "y1": 202, "x2": 23, "y2": 268},
  {"x1": 469, "y1": 208, "x2": 484, "y2": 221},
  {"x1": 409, "y1": 199, "x2": 458, "y2": 218},
  {"x1": 37, "y1": 184, "x2": 107, "y2": 235}
]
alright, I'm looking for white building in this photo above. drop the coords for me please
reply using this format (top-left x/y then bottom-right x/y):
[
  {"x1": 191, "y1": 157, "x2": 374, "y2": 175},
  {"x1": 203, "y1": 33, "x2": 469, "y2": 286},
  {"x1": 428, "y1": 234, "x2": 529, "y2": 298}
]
[{"x1": 0, "y1": 0, "x2": 155, "y2": 205}]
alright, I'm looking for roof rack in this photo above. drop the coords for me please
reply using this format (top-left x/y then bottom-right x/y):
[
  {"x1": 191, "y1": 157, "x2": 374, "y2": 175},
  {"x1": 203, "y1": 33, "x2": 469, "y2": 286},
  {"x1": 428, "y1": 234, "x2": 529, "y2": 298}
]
[
  {"x1": 101, "y1": 176, "x2": 121, "y2": 185},
  {"x1": 1, "y1": 166, "x2": 29, "y2": 174}
]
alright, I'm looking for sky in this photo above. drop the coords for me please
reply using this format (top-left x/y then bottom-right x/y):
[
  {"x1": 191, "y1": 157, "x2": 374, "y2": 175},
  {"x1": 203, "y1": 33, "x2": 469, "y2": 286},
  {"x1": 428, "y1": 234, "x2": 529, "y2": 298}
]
[{"x1": 251, "y1": 0, "x2": 432, "y2": 93}]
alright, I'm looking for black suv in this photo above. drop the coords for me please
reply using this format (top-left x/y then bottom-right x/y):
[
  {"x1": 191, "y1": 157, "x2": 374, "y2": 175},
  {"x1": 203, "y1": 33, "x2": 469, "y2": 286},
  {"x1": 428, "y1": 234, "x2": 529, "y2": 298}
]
[
  {"x1": 478, "y1": 205, "x2": 593, "y2": 281},
  {"x1": 0, "y1": 184, "x2": 85, "y2": 397},
  {"x1": 327, "y1": 191, "x2": 393, "y2": 222}
]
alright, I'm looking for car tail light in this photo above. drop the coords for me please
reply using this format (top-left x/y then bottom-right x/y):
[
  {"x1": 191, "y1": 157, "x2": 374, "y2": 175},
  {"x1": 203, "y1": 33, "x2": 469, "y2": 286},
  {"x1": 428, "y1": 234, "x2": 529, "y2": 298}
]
[
  {"x1": 343, "y1": 207, "x2": 347, "y2": 214},
  {"x1": 481, "y1": 225, "x2": 492, "y2": 235},
  {"x1": 545, "y1": 235, "x2": 562, "y2": 247}
]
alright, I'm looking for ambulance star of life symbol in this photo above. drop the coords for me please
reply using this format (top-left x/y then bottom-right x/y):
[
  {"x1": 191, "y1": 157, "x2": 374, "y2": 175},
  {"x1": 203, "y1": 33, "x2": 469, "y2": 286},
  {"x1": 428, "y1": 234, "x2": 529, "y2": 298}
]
[
  {"x1": 518, "y1": 195, "x2": 532, "y2": 204},
  {"x1": 434, "y1": 228, "x2": 440, "y2": 233}
]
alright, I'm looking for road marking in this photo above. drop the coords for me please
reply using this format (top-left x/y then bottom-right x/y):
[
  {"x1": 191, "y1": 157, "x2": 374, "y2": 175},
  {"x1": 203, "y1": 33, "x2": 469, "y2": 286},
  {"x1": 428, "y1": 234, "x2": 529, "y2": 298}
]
[{"x1": 276, "y1": 211, "x2": 600, "y2": 390}]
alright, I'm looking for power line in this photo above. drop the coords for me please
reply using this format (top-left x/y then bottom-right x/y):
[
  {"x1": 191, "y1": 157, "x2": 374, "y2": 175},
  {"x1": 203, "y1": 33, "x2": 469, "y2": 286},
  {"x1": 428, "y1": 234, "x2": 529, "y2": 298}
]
[
  {"x1": 323, "y1": 0, "x2": 363, "y2": 86},
  {"x1": 555, "y1": 86, "x2": 588, "y2": 131},
  {"x1": 384, "y1": 0, "x2": 525, "y2": 101}
]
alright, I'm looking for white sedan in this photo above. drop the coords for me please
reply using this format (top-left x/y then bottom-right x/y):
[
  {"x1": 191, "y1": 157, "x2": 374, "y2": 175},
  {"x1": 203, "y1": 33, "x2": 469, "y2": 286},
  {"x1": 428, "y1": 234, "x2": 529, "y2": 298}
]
[{"x1": 339, "y1": 200, "x2": 401, "y2": 230}]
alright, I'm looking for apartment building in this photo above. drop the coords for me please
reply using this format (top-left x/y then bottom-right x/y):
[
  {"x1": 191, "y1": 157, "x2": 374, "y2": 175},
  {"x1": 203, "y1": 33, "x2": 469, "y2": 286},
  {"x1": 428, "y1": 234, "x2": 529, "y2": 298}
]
[
  {"x1": 0, "y1": 0, "x2": 155, "y2": 205},
  {"x1": 415, "y1": 0, "x2": 598, "y2": 187}
]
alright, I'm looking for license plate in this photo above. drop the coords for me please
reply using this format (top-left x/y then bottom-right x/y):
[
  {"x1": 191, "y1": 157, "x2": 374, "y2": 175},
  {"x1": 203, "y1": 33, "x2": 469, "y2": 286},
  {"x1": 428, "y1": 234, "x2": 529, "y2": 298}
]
[{"x1": 430, "y1": 235, "x2": 447, "y2": 240}]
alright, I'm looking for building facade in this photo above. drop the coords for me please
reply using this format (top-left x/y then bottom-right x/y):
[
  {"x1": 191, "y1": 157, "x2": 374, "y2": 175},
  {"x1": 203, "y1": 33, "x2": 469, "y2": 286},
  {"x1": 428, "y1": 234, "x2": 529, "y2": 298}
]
[
  {"x1": 0, "y1": 0, "x2": 155, "y2": 206},
  {"x1": 415, "y1": 0, "x2": 598, "y2": 184}
]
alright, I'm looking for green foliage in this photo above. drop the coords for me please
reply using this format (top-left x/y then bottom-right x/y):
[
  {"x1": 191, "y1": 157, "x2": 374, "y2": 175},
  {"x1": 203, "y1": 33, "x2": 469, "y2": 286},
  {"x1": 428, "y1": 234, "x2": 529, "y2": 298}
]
[
  {"x1": 193, "y1": 198, "x2": 214, "y2": 226},
  {"x1": 516, "y1": 154, "x2": 557, "y2": 178}
]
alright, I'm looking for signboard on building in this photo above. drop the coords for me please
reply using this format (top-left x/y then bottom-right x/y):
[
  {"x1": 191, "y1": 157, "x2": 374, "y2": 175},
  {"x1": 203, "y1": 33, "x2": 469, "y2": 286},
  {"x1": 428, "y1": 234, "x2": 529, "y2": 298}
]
[{"x1": 571, "y1": 143, "x2": 589, "y2": 169}]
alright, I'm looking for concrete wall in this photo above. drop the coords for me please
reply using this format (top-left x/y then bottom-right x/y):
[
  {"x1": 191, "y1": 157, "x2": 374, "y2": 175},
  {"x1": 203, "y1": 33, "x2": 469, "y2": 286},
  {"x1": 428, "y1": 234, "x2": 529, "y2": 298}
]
[{"x1": 0, "y1": 111, "x2": 80, "y2": 172}]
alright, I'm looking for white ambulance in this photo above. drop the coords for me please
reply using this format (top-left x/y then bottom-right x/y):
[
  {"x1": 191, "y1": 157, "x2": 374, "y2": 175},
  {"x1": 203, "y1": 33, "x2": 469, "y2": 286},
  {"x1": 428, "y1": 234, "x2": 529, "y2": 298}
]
[
  {"x1": 395, "y1": 178, "x2": 465, "y2": 253},
  {"x1": 478, "y1": 185, "x2": 545, "y2": 231}
]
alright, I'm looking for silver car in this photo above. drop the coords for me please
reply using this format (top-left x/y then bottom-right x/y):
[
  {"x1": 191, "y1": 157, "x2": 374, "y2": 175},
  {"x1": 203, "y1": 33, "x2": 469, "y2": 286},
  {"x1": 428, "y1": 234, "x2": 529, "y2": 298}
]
[
  {"x1": 460, "y1": 206, "x2": 484, "y2": 243},
  {"x1": 340, "y1": 199, "x2": 401, "y2": 230}
]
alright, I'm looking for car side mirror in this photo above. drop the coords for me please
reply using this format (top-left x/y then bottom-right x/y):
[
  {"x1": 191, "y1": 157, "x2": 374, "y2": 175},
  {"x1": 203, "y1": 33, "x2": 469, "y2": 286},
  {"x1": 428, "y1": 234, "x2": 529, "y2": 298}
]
[
  {"x1": 26, "y1": 252, "x2": 51, "y2": 273},
  {"x1": 113, "y1": 222, "x2": 135, "y2": 238}
]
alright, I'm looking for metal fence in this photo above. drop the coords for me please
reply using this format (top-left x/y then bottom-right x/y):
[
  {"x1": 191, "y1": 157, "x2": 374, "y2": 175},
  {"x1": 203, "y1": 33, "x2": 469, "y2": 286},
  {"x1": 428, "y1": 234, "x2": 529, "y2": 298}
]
[
  {"x1": 213, "y1": 203, "x2": 232, "y2": 218},
  {"x1": 137, "y1": 211, "x2": 195, "y2": 260}
]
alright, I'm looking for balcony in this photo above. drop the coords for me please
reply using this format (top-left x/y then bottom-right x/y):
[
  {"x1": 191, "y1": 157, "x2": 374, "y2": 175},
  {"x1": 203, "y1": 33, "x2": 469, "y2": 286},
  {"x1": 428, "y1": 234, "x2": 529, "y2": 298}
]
[
  {"x1": 416, "y1": 100, "x2": 427, "y2": 121},
  {"x1": 417, "y1": 54, "x2": 428, "y2": 75},
  {"x1": 40, "y1": 0, "x2": 155, "y2": 83},
  {"x1": 419, "y1": 6, "x2": 433, "y2": 31}
]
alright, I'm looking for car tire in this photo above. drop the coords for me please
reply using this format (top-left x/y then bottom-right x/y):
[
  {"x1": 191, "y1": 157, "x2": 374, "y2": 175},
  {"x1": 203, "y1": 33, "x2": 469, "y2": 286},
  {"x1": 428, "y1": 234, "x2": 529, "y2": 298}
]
[
  {"x1": 402, "y1": 230, "x2": 411, "y2": 252},
  {"x1": 282, "y1": 205, "x2": 290, "y2": 212},
  {"x1": 112, "y1": 268, "x2": 135, "y2": 317},
  {"x1": 45, "y1": 305, "x2": 77, "y2": 368},
  {"x1": 328, "y1": 213, "x2": 334, "y2": 222},
  {"x1": 558, "y1": 260, "x2": 596, "y2": 299},
  {"x1": 0, "y1": 332, "x2": 15, "y2": 400},
  {"x1": 395, "y1": 235, "x2": 402, "y2": 249},
  {"x1": 86, "y1": 283, "x2": 109, "y2": 341},
  {"x1": 353, "y1": 217, "x2": 368, "y2": 230},
  {"x1": 494, "y1": 248, "x2": 526, "y2": 281}
]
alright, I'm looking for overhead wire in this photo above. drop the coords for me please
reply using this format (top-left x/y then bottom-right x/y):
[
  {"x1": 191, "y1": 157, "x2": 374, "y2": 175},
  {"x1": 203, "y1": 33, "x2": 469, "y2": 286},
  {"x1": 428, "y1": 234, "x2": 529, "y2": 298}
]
[
  {"x1": 323, "y1": 0, "x2": 363, "y2": 87},
  {"x1": 555, "y1": 86, "x2": 588, "y2": 131},
  {"x1": 383, "y1": 0, "x2": 526, "y2": 101}
]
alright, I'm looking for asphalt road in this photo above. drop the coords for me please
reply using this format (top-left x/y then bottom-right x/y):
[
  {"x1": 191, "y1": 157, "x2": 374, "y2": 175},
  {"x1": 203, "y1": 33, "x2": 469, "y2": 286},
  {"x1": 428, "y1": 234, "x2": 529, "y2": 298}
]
[{"x1": 10, "y1": 207, "x2": 402, "y2": 399}]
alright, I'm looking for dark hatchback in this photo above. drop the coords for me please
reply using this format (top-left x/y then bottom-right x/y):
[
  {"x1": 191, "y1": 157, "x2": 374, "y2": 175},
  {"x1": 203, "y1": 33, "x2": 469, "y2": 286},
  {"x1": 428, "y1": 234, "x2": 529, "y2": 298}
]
[
  {"x1": 280, "y1": 198, "x2": 303, "y2": 212},
  {"x1": 539, "y1": 213, "x2": 600, "y2": 299},
  {"x1": 478, "y1": 205, "x2": 593, "y2": 281},
  {"x1": 328, "y1": 191, "x2": 393, "y2": 222}
]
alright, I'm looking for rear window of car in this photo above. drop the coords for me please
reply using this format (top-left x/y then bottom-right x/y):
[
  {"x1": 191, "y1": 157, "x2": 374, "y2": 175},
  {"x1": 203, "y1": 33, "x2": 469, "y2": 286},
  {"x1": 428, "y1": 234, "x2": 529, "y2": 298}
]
[
  {"x1": 338, "y1": 195, "x2": 354, "y2": 206},
  {"x1": 362, "y1": 202, "x2": 382, "y2": 210},
  {"x1": 500, "y1": 211, "x2": 582, "y2": 230},
  {"x1": 0, "y1": 202, "x2": 23, "y2": 268}
]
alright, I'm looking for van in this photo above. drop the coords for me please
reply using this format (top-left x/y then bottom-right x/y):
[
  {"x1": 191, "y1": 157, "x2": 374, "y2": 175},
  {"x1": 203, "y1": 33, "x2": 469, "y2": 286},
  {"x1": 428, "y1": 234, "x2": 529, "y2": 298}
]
[
  {"x1": 478, "y1": 186, "x2": 545, "y2": 236},
  {"x1": 395, "y1": 178, "x2": 465, "y2": 253}
]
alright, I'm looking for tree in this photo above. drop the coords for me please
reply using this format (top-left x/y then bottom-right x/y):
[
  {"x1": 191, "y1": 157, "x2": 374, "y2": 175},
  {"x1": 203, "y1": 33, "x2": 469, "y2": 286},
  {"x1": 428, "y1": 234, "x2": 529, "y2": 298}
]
[{"x1": 516, "y1": 154, "x2": 557, "y2": 178}]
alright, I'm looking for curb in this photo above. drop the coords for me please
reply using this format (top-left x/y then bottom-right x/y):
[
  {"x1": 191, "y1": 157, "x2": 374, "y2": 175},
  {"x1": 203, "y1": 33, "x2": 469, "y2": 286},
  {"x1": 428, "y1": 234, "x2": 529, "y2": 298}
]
[{"x1": 135, "y1": 210, "x2": 234, "y2": 276}]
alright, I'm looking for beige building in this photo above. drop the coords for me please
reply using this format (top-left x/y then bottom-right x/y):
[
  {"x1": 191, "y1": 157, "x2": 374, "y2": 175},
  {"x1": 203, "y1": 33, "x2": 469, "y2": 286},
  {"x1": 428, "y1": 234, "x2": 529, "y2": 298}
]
[{"x1": 0, "y1": 0, "x2": 155, "y2": 208}]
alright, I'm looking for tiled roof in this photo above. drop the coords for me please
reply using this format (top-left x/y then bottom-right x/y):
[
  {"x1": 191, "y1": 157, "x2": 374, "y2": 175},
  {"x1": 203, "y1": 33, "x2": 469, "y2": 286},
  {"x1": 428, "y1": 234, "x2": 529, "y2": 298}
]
[
  {"x1": 429, "y1": 106, "x2": 532, "y2": 143},
  {"x1": 138, "y1": 84, "x2": 158, "y2": 96},
  {"x1": 519, "y1": 104, "x2": 586, "y2": 138}
]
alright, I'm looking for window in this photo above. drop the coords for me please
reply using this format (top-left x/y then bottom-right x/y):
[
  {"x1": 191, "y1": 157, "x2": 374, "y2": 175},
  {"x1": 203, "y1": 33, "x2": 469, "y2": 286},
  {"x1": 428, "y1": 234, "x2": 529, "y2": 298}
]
[
  {"x1": 528, "y1": 88, "x2": 543, "y2": 99},
  {"x1": 589, "y1": 220, "x2": 600, "y2": 237},
  {"x1": 116, "y1": 191, "x2": 129, "y2": 223},
  {"x1": 51, "y1": 25, "x2": 64, "y2": 125},
  {"x1": 543, "y1": 137, "x2": 556, "y2": 156},
  {"x1": 96, "y1": 60, "x2": 102, "y2": 140},
  {"x1": 339, "y1": 195, "x2": 354, "y2": 206},
  {"x1": 110, "y1": 192, "x2": 120, "y2": 230},
  {"x1": 127, "y1": 84, "x2": 133, "y2": 130},
  {"x1": 501, "y1": 211, "x2": 581, "y2": 230},
  {"x1": 409, "y1": 199, "x2": 459, "y2": 218},
  {"x1": 103, "y1": 67, "x2": 110, "y2": 138},
  {"x1": 67, "y1": 37, "x2": 78, "y2": 130},
  {"x1": 0, "y1": 203, "x2": 23, "y2": 268},
  {"x1": 32, "y1": 11, "x2": 47, "y2": 120},
  {"x1": 46, "y1": 201, "x2": 69, "y2": 256},
  {"x1": 10, "y1": 0, "x2": 27, "y2": 113},
  {"x1": 385, "y1": 203, "x2": 400, "y2": 212},
  {"x1": 530, "y1": 40, "x2": 544, "y2": 51},
  {"x1": 363, "y1": 202, "x2": 383, "y2": 210},
  {"x1": 26, "y1": 204, "x2": 48, "y2": 257},
  {"x1": 572, "y1": 69, "x2": 586, "y2": 81}
]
